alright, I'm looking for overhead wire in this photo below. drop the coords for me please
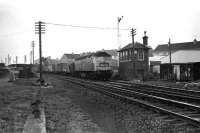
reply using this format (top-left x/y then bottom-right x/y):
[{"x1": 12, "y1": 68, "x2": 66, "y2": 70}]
[{"x1": 45, "y1": 22, "x2": 130, "y2": 31}]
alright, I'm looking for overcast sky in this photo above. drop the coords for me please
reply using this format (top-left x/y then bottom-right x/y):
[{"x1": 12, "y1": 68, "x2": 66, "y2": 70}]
[{"x1": 0, "y1": 0, "x2": 200, "y2": 63}]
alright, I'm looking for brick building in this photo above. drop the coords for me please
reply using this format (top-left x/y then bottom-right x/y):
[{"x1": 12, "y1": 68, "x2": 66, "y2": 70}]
[{"x1": 118, "y1": 32, "x2": 151, "y2": 80}]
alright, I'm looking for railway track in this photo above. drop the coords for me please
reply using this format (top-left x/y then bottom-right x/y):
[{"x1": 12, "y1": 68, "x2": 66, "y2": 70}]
[
  {"x1": 53, "y1": 75, "x2": 200, "y2": 131},
  {"x1": 103, "y1": 81, "x2": 200, "y2": 104}
]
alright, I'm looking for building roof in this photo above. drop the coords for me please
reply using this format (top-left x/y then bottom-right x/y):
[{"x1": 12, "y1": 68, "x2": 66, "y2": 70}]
[
  {"x1": 119, "y1": 42, "x2": 151, "y2": 52},
  {"x1": 75, "y1": 51, "x2": 111, "y2": 60},
  {"x1": 154, "y1": 40, "x2": 200, "y2": 53},
  {"x1": 93, "y1": 51, "x2": 111, "y2": 57},
  {"x1": 103, "y1": 49, "x2": 118, "y2": 57},
  {"x1": 161, "y1": 50, "x2": 200, "y2": 64},
  {"x1": 149, "y1": 56, "x2": 165, "y2": 62},
  {"x1": 64, "y1": 53, "x2": 80, "y2": 59}
]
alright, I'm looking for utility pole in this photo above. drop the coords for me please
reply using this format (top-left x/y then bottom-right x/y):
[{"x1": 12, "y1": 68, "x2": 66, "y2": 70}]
[
  {"x1": 117, "y1": 16, "x2": 123, "y2": 49},
  {"x1": 7, "y1": 54, "x2": 10, "y2": 65},
  {"x1": 168, "y1": 38, "x2": 172, "y2": 80},
  {"x1": 24, "y1": 55, "x2": 27, "y2": 64},
  {"x1": 35, "y1": 21, "x2": 45, "y2": 84},
  {"x1": 30, "y1": 51, "x2": 32, "y2": 64},
  {"x1": 5, "y1": 58, "x2": 7, "y2": 65},
  {"x1": 32, "y1": 41, "x2": 35, "y2": 64},
  {"x1": 10, "y1": 56, "x2": 12, "y2": 65},
  {"x1": 131, "y1": 28, "x2": 136, "y2": 78},
  {"x1": 16, "y1": 56, "x2": 18, "y2": 64}
]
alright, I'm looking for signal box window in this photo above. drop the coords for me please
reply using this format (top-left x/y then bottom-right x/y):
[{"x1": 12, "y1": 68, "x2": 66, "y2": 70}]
[{"x1": 137, "y1": 49, "x2": 144, "y2": 61}]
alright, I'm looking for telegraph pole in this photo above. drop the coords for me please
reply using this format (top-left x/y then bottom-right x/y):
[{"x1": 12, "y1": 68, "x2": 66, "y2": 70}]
[
  {"x1": 168, "y1": 38, "x2": 172, "y2": 65},
  {"x1": 32, "y1": 41, "x2": 35, "y2": 64},
  {"x1": 168, "y1": 38, "x2": 172, "y2": 80},
  {"x1": 30, "y1": 51, "x2": 32, "y2": 64},
  {"x1": 35, "y1": 21, "x2": 45, "y2": 84},
  {"x1": 7, "y1": 54, "x2": 10, "y2": 65},
  {"x1": 5, "y1": 58, "x2": 7, "y2": 65},
  {"x1": 131, "y1": 28, "x2": 136, "y2": 78},
  {"x1": 16, "y1": 56, "x2": 18, "y2": 64},
  {"x1": 24, "y1": 55, "x2": 27, "y2": 64}
]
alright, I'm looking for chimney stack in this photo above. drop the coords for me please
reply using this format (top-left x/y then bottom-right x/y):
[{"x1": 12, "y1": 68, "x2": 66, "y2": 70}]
[{"x1": 143, "y1": 31, "x2": 148, "y2": 45}]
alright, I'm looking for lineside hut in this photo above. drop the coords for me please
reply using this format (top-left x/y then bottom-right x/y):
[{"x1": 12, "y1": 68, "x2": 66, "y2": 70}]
[
  {"x1": 160, "y1": 50, "x2": 200, "y2": 81},
  {"x1": 118, "y1": 32, "x2": 151, "y2": 80}
]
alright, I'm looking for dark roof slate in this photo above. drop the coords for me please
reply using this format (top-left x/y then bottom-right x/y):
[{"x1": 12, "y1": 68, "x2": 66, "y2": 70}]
[
  {"x1": 154, "y1": 41, "x2": 200, "y2": 52},
  {"x1": 119, "y1": 42, "x2": 151, "y2": 52},
  {"x1": 93, "y1": 51, "x2": 111, "y2": 57}
]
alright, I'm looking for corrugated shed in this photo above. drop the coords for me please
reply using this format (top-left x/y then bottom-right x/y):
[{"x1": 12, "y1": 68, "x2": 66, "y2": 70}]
[{"x1": 161, "y1": 50, "x2": 200, "y2": 64}]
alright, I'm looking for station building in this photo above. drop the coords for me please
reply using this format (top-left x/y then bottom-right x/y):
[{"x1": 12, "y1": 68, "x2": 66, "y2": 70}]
[{"x1": 118, "y1": 32, "x2": 151, "y2": 80}]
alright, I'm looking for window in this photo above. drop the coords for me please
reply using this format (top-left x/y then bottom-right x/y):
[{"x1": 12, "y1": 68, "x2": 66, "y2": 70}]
[
  {"x1": 120, "y1": 51, "x2": 124, "y2": 60},
  {"x1": 99, "y1": 62, "x2": 109, "y2": 67},
  {"x1": 137, "y1": 49, "x2": 144, "y2": 61},
  {"x1": 129, "y1": 49, "x2": 132, "y2": 56},
  {"x1": 125, "y1": 51, "x2": 128, "y2": 59}
]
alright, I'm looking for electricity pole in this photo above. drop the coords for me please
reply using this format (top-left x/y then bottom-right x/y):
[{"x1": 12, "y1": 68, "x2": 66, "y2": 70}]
[
  {"x1": 24, "y1": 55, "x2": 27, "y2": 64},
  {"x1": 168, "y1": 38, "x2": 172, "y2": 80},
  {"x1": 5, "y1": 58, "x2": 7, "y2": 65},
  {"x1": 32, "y1": 41, "x2": 35, "y2": 64},
  {"x1": 16, "y1": 56, "x2": 18, "y2": 64},
  {"x1": 30, "y1": 51, "x2": 32, "y2": 64},
  {"x1": 131, "y1": 28, "x2": 136, "y2": 78},
  {"x1": 35, "y1": 21, "x2": 45, "y2": 84},
  {"x1": 7, "y1": 54, "x2": 10, "y2": 65}
]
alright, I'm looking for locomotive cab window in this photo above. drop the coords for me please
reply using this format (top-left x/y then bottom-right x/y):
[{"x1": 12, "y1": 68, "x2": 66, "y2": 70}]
[{"x1": 99, "y1": 62, "x2": 109, "y2": 67}]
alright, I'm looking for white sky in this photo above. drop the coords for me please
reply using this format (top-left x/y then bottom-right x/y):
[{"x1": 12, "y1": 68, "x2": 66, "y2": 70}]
[{"x1": 0, "y1": 0, "x2": 200, "y2": 63}]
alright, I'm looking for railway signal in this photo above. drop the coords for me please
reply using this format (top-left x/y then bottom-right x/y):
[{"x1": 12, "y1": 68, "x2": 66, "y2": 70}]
[
  {"x1": 35, "y1": 21, "x2": 45, "y2": 84},
  {"x1": 117, "y1": 16, "x2": 123, "y2": 49}
]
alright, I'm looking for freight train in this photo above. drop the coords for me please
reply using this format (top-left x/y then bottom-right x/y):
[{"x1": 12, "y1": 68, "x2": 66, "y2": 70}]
[{"x1": 70, "y1": 51, "x2": 113, "y2": 80}]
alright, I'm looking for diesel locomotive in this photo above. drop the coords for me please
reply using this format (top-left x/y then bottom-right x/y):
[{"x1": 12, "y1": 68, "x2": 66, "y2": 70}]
[{"x1": 70, "y1": 51, "x2": 113, "y2": 80}]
